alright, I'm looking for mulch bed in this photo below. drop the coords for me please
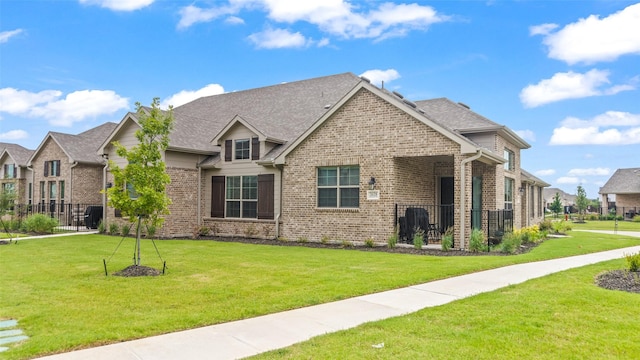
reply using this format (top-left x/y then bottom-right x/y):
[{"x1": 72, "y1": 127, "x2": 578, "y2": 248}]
[
  {"x1": 113, "y1": 265, "x2": 162, "y2": 277},
  {"x1": 595, "y1": 270, "x2": 640, "y2": 293}
]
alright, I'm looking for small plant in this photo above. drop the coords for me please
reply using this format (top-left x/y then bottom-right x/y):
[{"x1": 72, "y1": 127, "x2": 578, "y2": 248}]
[
  {"x1": 626, "y1": 252, "x2": 640, "y2": 272},
  {"x1": 196, "y1": 226, "x2": 210, "y2": 237},
  {"x1": 320, "y1": 235, "x2": 330, "y2": 244},
  {"x1": 538, "y1": 219, "x2": 553, "y2": 232},
  {"x1": 441, "y1": 227, "x2": 453, "y2": 251},
  {"x1": 413, "y1": 228, "x2": 424, "y2": 250},
  {"x1": 387, "y1": 233, "x2": 397, "y2": 248},
  {"x1": 97, "y1": 220, "x2": 106, "y2": 234},
  {"x1": 364, "y1": 238, "x2": 375, "y2": 248},
  {"x1": 633, "y1": 215, "x2": 640, "y2": 223},
  {"x1": 262, "y1": 224, "x2": 271, "y2": 238},
  {"x1": 499, "y1": 232, "x2": 522, "y2": 254},
  {"x1": 146, "y1": 224, "x2": 157, "y2": 238},
  {"x1": 121, "y1": 224, "x2": 131, "y2": 237},
  {"x1": 340, "y1": 239, "x2": 353, "y2": 248},
  {"x1": 277, "y1": 236, "x2": 289, "y2": 242},
  {"x1": 20, "y1": 214, "x2": 58, "y2": 234},
  {"x1": 552, "y1": 220, "x2": 572, "y2": 234},
  {"x1": 469, "y1": 228, "x2": 485, "y2": 252},
  {"x1": 244, "y1": 224, "x2": 259, "y2": 238},
  {"x1": 298, "y1": 237, "x2": 308, "y2": 243},
  {"x1": 109, "y1": 223, "x2": 120, "y2": 235}
]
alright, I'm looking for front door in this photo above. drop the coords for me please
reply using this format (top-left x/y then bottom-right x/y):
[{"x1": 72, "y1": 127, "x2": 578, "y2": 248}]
[{"x1": 440, "y1": 177, "x2": 454, "y2": 233}]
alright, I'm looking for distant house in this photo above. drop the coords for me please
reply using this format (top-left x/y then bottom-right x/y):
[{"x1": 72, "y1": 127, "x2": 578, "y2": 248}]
[
  {"x1": 520, "y1": 169, "x2": 550, "y2": 226},
  {"x1": 543, "y1": 187, "x2": 576, "y2": 210},
  {"x1": 100, "y1": 72, "x2": 548, "y2": 249},
  {"x1": 0, "y1": 143, "x2": 34, "y2": 205},
  {"x1": 599, "y1": 168, "x2": 640, "y2": 219},
  {"x1": 26, "y1": 123, "x2": 117, "y2": 223}
]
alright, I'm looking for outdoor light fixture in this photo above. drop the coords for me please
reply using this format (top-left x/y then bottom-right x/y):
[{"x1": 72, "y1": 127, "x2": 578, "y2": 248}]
[
  {"x1": 368, "y1": 177, "x2": 376, "y2": 190},
  {"x1": 519, "y1": 187, "x2": 525, "y2": 195}
]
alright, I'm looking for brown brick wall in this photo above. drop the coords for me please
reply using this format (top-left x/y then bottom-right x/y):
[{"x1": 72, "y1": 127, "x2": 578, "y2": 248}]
[{"x1": 281, "y1": 88, "x2": 467, "y2": 245}]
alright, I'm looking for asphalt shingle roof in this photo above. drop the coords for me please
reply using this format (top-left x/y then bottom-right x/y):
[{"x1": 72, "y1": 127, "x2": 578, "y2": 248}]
[
  {"x1": 48, "y1": 122, "x2": 118, "y2": 164},
  {"x1": 599, "y1": 168, "x2": 640, "y2": 194},
  {"x1": 0, "y1": 142, "x2": 34, "y2": 166},
  {"x1": 169, "y1": 72, "x2": 362, "y2": 154},
  {"x1": 413, "y1": 98, "x2": 502, "y2": 132}
]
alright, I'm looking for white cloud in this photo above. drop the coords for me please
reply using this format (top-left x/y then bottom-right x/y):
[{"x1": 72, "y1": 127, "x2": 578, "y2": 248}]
[
  {"x1": 567, "y1": 168, "x2": 610, "y2": 176},
  {"x1": 0, "y1": 29, "x2": 23, "y2": 44},
  {"x1": 225, "y1": 16, "x2": 245, "y2": 25},
  {"x1": 178, "y1": 1, "x2": 449, "y2": 42},
  {"x1": 514, "y1": 129, "x2": 535, "y2": 142},
  {"x1": 534, "y1": 169, "x2": 556, "y2": 176},
  {"x1": 0, "y1": 130, "x2": 28, "y2": 141},
  {"x1": 161, "y1": 84, "x2": 225, "y2": 109},
  {"x1": 78, "y1": 0, "x2": 154, "y2": 11},
  {"x1": 532, "y1": 3, "x2": 640, "y2": 64},
  {"x1": 359, "y1": 69, "x2": 400, "y2": 87},
  {"x1": 550, "y1": 111, "x2": 640, "y2": 145},
  {"x1": 557, "y1": 176, "x2": 581, "y2": 184},
  {"x1": 248, "y1": 28, "x2": 309, "y2": 49},
  {"x1": 528, "y1": 23, "x2": 557, "y2": 36},
  {"x1": 519, "y1": 69, "x2": 635, "y2": 108},
  {"x1": 0, "y1": 88, "x2": 129, "y2": 127}
]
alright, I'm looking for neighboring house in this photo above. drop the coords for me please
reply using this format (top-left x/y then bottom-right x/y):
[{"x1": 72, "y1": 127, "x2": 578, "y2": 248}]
[
  {"x1": 520, "y1": 170, "x2": 550, "y2": 227},
  {"x1": 100, "y1": 72, "x2": 546, "y2": 249},
  {"x1": 599, "y1": 168, "x2": 640, "y2": 218},
  {"x1": 0, "y1": 143, "x2": 34, "y2": 205},
  {"x1": 27, "y1": 122, "x2": 117, "y2": 223},
  {"x1": 543, "y1": 187, "x2": 576, "y2": 210}
]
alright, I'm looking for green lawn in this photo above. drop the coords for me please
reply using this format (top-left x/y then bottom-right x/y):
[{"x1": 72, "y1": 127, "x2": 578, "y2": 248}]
[
  {"x1": 569, "y1": 219, "x2": 640, "y2": 232},
  {"x1": 252, "y1": 259, "x2": 640, "y2": 360},
  {"x1": 1, "y1": 231, "x2": 639, "y2": 359}
]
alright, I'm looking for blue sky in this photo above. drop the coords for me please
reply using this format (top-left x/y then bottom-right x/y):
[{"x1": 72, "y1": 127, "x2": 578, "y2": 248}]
[{"x1": 1, "y1": 0, "x2": 639, "y2": 199}]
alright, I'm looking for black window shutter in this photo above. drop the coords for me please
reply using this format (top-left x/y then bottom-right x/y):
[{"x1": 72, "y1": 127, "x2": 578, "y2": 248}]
[
  {"x1": 55, "y1": 160, "x2": 61, "y2": 176},
  {"x1": 44, "y1": 162, "x2": 48, "y2": 177},
  {"x1": 3, "y1": 165, "x2": 6, "y2": 177},
  {"x1": 224, "y1": 140, "x2": 232, "y2": 162},
  {"x1": 257, "y1": 174, "x2": 274, "y2": 219},
  {"x1": 251, "y1": 137, "x2": 260, "y2": 160},
  {"x1": 211, "y1": 176, "x2": 225, "y2": 218}
]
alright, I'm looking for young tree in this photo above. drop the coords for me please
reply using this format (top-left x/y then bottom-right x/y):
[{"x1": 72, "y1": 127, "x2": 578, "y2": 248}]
[
  {"x1": 106, "y1": 98, "x2": 174, "y2": 266},
  {"x1": 575, "y1": 185, "x2": 589, "y2": 222},
  {"x1": 549, "y1": 192, "x2": 563, "y2": 218}
]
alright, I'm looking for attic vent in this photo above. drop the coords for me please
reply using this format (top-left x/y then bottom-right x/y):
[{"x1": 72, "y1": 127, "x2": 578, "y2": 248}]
[
  {"x1": 323, "y1": 104, "x2": 331, "y2": 109},
  {"x1": 402, "y1": 99, "x2": 417, "y2": 108},
  {"x1": 360, "y1": 76, "x2": 371, "y2": 83},
  {"x1": 458, "y1": 102, "x2": 470, "y2": 109},
  {"x1": 392, "y1": 91, "x2": 404, "y2": 99}
]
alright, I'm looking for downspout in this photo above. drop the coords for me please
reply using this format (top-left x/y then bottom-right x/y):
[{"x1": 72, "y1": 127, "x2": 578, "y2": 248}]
[
  {"x1": 27, "y1": 165, "x2": 34, "y2": 205},
  {"x1": 459, "y1": 150, "x2": 483, "y2": 250},
  {"x1": 102, "y1": 158, "x2": 108, "y2": 223},
  {"x1": 70, "y1": 162, "x2": 78, "y2": 204},
  {"x1": 275, "y1": 163, "x2": 284, "y2": 240},
  {"x1": 197, "y1": 161, "x2": 201, "y2": 227}
]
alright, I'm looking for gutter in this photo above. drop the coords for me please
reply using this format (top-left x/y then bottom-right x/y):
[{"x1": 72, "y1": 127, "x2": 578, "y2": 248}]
[
  {"x1": 197, "y1": 161, "x2": 201, "y2": 227},
  {"x1": 459, "y1": 150, "x2": 484, "y2": 250},
  {"x1": 102, "y1": 158, "x2": 108, "y2": 223},
  {"x1": 70, "y1": 162, "x2": 78, "y2": 204}
]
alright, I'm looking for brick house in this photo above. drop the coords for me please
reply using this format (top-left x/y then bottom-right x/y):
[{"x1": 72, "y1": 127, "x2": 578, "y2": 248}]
[
  {"x1": 599, "y1": 168, "x2": 640, "y2": 219},
  {"x1": 100, "y1": 72, "x2": 547, "y2": 249},
  {"x1": 0, "y1": 143, "x2": 34, "y2": 206},
  {"x1": 26, "y1": 122, "x2": 117, "y2": 223}
]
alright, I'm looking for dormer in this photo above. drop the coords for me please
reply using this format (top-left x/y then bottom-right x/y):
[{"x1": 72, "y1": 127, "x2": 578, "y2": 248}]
[{"x1": 211, "y1": 115, "x2": 285, "y2": 165}]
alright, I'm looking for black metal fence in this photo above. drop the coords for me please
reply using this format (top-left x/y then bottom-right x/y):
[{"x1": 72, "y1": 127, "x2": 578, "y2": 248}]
[
  {"x1": 8, "y1": 203, "x2": 103, "y2": 232},
  {"x1": 482, "y1": 209, "x2": 513, "y2": 244}
]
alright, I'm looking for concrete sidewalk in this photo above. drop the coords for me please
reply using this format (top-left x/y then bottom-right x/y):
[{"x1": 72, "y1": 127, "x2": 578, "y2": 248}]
[{"x1": 35, "y1": 232, "x2": 640, "y2": 360}]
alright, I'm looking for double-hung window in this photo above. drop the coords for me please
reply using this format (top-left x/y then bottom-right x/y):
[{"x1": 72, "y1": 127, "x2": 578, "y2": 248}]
[
  {"x1": 4, "y1": 164, "x2": 15, "y2": 178},
  {"x1": 317, "y1": 165, "x2": 360, "y2": 208},
  {"x1": 226, "y1": 175, "x2": 257, "y2": 218},
  {"x1": 235, "y1": 139, "x2": 250, "y2": 160},
  {"x1": 504, "y1": 177, "x2": 514, "y2": 210},
  {"x1": 503, "y1": 149, "x2": 515, "y2": 171}
]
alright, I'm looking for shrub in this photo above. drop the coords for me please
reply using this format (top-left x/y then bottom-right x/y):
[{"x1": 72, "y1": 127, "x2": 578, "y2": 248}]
[
  {"x1": 469, "y1": 228, "x2": 485, "y2": 252},
  {"x1": 146, "y1": 224, "x2": 157, "y2": 238},
  {"x1": 195, "y1": 226, "x2": 210, "y2": 237},
  {"x1": 513, "y1": 225, "x2": 543, "y2": 244},
  {"x1": 298, "y1": 237, "x2": 308, "y2": 243},
  {"x1": 243, "y1": 224, "x2": 259, "y2": 238},
  {"x1": 626, "y1": 252, "x2": 640, "y2": 272},
  {"x1": 97, "y1": 220, "x2": 106, "y2": 234},
  {"x1": 121, "y1": 224, "x2": 132, "y2": 237},
  {"x1": 633, "y1": 215, "x2": 640, "y2": 223},
  {"x1": 364, "y1": 238, "x2": 375, "y2": 248},
  {"x1": 109, "y1": 223, "x2": 120, "y2": 235},
  {"x1": 552, "y1": 220, "x2": 572, "y2": 234},
  {"x1": 441, "y1": 227, "x2": 453, "y2": 251},
  {"x1": 500, "y1": 232, "x2": 522, "y2": 254},
  {"x1": 20, "y1": 214, "x2": 58, "y2": 234},
  {"x1": 413, "y1": 228, "x2": 424, "y2": 250},
  {"x1": 341, "y1": 240, "x2": 353, "y2": 248},
  {"x1": 539, "y1": 219, "x2": 553, "y2": 232},
  {"x1": 387, "y1": 233, "x2": 397, "y2": 248},
  {"x1": 320, "y1": 235, "x2": 330, "y2": 244}
]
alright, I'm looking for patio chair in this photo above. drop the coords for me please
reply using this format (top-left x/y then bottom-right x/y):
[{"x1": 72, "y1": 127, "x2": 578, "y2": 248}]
[{"x1": 405, "y1": 207, "x2": 436, "y2": 241}]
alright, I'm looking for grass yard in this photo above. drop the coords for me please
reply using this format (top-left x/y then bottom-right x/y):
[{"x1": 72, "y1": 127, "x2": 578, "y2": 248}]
[
  {"x1": 251, "y1": 259, "x2": 640, "y2": 360},
  {"x1": 0, "y1": 230, "x2": 639, "y2": 359},
  {"x1": 569, "y1": 219, "x2": 640, "y2": 232}
]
